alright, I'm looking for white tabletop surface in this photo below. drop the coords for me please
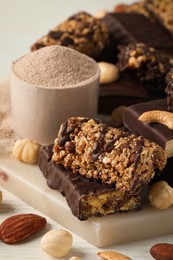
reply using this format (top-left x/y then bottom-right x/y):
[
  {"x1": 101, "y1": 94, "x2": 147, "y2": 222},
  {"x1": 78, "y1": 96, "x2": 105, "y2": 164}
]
[{"x1": 0, "y1": 1, "x2": 173, "y2": 259}]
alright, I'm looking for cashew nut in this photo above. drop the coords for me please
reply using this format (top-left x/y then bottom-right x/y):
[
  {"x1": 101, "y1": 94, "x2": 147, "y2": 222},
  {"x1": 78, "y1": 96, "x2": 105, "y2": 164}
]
[
  {"x1": 97, "y1": 251, "x2": 131, "y2": 260},
  {"x1": 138, "y1": 110, "x2": 173, "y2": 130},
  {"x1": 148, "y1": 181, "x2": 173, "y2": 209},
  {"x1": 98, "y1": 62, "x2": 120, "y2": 85}
]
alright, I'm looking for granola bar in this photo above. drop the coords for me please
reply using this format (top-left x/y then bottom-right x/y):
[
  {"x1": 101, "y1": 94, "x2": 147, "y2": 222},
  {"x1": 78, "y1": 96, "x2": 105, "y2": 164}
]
[
  {"x1": 145, "y1": 0, "x2": 173, "y2": 36},
  {"x1": 52, "y1": 117, "x2": 167, "y2": 193},
  {"x1": 39, "y1": 145, "x2": 144, "y2": 220},
  {"x1": 165, "y1": 68, "x2": 173, "y2": 111},
  {"x1": 117, "y1": 43, "x2": 171, "y2": 90},
  {"x1": 31, "y1": 12, "x2": 109, "y2": 59}
]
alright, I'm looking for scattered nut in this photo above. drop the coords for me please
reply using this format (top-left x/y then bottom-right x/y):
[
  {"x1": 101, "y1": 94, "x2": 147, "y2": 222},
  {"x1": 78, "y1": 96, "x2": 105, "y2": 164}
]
[
  {"x1": 98, "y1": 62, "x2": 120, "y2": 84},
  {"x1": 69, "y1": 257, "x2": 82, "y2": 260},
  {"x1": 0, "y1": 213, "x2": 47, "y2": 244},
  {"x1": 111, "y1": 106, "x2": 126, "y2": 127},
  {"x1": 150, "y1": 243, "x2": 173, "y2": 260},
  {"x1": 13, "y1": 139, "x2": 41, "y2": 164},
  {"x1": 97, "y1": 250, "x2": 131, "y2": 260},
  {"x1": 148, "y1": 181, "x2": 173, "y2": 209},
  {"x1": 95, "y1": 9, "x2": 108, "y2": 19},
  {"x1": 138, "y1": 110, "x2": 173, "y2": 130},
  {"x1": 40, "y1": 229, "x2": 73, "y2": 258}
]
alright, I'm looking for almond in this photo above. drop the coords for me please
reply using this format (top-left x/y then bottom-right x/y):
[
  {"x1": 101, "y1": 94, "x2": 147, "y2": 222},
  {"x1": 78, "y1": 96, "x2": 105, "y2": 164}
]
[
  {"x1": 150, "y1": 243, "x2": 173, "y2": 260},
  {"x1": 0, "y1": 213, "x2": 47, "y2": 244},
  {"x1": 97, "y1": 251, "x2": 131, "y2": 260}
]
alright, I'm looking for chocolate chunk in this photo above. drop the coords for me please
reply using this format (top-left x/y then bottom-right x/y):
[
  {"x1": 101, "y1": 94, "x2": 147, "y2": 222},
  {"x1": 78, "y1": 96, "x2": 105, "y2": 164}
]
[
  {"x1": 38, "y1": 145, "x2": 144, "y2": 220},
  {"x1": 123, "y1": 99, "x2": 173, "y2": 157},
  {"x1": 102, "y1": 12, "x2": 173, "y2": 57}
]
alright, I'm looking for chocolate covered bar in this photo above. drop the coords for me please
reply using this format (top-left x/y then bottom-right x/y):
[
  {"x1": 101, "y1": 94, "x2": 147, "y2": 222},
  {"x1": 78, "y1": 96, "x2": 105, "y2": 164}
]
[
  {"x1": 38, "y1": 145, "x2": 144, "y2": 220},
  {"x1": 145, "y1": 0, "x2": 173, "y2": 36},
  {"x1": 98, "y1": 73, "x2": 149, "y2": 114},
  {"x1": 102, "y1": 12, "x2": 173, "y2": 57},
  {"x1": 123, "y1": 99, "x2": 173, "y2": 157},
  {"x1": 117, "y1": 43, "x2": 171, "y2": 90},
  {"x1": 52, "y1": 117, "x2": 166, "y2": 192},
  {"x1": 31, "y1": 12, "x2": 109, "y2": 60}
]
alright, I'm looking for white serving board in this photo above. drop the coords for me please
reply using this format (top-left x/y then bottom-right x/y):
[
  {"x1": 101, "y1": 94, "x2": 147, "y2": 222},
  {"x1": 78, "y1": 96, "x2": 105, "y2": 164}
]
[{"x1": 0, "y1": 159, "x2": 173, "y2": 248}]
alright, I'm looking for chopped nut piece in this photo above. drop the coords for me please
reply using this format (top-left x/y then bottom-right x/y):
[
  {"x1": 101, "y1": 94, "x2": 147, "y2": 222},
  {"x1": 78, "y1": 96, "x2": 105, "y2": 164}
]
[{"x1": 165, "y1": 68, "x2": 173, "y2": 111}]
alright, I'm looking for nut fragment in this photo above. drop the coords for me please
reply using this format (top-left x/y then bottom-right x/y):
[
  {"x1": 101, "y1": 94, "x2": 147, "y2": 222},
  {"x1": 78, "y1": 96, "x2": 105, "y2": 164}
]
[
  {"x1": 40, "y1": 229, "x2": 73, "y2": 258},
  {"x1": 138, "y1": 110, "x2": 173, "y2": 130},
  {"x1": 148, "y1": 181, "x2": 173, "y2": 209},
  {"x1": 111, "y1": 106, "x2": 126, "y2": 127},
  {"x1": 97, "y1": 251, "x2": 131, "y2": 260},
  {"x1": 98, "y1": 62, "x2": 120, "y2": 84},
  {"x1": 13, "y1": 139, "x2": 41, "y2": 164},
  {"x1": 150, "y1": 243, "x2": 173, "y2": 260}
]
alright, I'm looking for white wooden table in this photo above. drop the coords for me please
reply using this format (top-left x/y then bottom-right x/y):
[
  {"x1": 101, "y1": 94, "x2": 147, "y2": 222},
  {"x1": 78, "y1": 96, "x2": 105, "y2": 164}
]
[{"x1": 0, "y1": 1, "x2": 173, "y2": 259}]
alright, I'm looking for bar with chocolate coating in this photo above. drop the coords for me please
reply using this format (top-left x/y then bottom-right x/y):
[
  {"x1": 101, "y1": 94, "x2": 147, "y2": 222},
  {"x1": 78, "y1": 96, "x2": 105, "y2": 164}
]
[
  {"x1": 52, "y1": 117, "x2": 166, "y2": 193},
  {"x1": 123, "y1": 99, "x2": 173, "y2": 157}
]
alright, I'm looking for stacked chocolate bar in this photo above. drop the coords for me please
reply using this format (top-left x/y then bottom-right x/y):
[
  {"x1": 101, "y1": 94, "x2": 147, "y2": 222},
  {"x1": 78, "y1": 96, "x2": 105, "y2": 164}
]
[{"x1": 38, "y1": 117, "x2": 167, "y2": 220}]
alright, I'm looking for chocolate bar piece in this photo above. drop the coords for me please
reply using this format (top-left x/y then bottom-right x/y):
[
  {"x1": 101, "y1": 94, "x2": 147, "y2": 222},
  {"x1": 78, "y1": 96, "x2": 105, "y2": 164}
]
[
  {"x1": 123, "y1": 99, "x2": 173, "y2": 157},
  {"x1": 52, "y1": 117, "x2": 166, "y2": 192},
  {"x1": 102, "y1": 12, "x2": 173, "y2": 57},
  {"x1": 38, "y1": 145, "x2": 144, "y2": 220},
  {"x1": 98, "y1": 73, "x2": 149, "y2": 114},
  {"x1": 145, "y1": 0, "x2": 173, "y2": 36}
]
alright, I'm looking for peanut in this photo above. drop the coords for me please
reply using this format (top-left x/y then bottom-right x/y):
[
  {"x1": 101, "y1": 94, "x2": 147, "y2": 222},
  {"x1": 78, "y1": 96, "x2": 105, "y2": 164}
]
[
  {"x1": 138, "y1": 110, "x2": 173, "y2": 130},
  {"x1": 98, "y1": 62, "x2": 120, "y2": 84},
  {"x1": 12, "y1": 139, "x2": 41, "y2": 164},
  {"x1": 97, "y1": 250, "x2": 131, "y2": 260},
  {"x1": 40, "y1": 229, "x2": 73, "y2": 258},
  {"x1": 148, "y1": 181, "x2": 173, "y2": 209}
]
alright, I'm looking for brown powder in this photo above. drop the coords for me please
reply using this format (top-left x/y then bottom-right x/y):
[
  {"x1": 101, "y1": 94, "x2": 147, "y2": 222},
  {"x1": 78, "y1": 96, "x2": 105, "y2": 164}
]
[
  {"x1": 12, "y1": 45, "x2": 98, "y2": 88},
  {"x1": 0, "y1": 79, "x2": 18, "y2": 160}
]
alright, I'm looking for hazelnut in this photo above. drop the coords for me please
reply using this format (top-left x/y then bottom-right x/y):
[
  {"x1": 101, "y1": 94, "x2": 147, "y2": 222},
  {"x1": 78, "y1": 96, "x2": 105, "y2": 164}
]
[
  {"x1": 12, "y1": 139, "x2": 41, "y2": 164},
  {"x1": 40, "y1": 229, "x2": 73, "y2": 258},
  {"x1": 98, "y1": 62, "x2": 120, "y2": 84},
  {"x1": 148, "y1": 181, "x2": 173, "y2": 209}
]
